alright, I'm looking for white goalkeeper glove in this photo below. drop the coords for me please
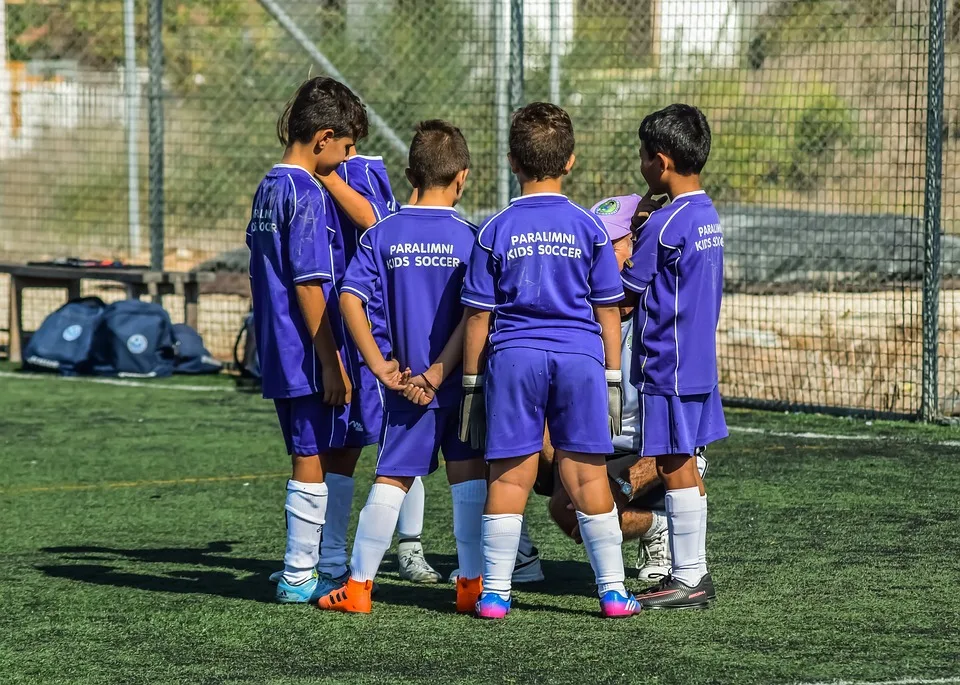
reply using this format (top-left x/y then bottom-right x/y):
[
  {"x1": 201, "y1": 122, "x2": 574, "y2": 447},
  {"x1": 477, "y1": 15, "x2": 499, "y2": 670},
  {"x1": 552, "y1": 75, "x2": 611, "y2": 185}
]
[
  {"x1": 459, "y1": 374, "x2": 486, "y2": 450},
  {"x1": 605, "y1": 369, "x2": 623, "y2": 438}
]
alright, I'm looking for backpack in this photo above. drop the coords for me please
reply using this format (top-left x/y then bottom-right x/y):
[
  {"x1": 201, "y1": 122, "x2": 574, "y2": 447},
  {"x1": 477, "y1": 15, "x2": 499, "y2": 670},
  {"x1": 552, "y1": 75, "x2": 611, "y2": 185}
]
[
  {"x1": 172, "y1": 324, "x2": 222, "y2": 375},
  {"x1": 233, "y1": 311, "x2": 261, "y2": 380},
  {"x1": 92, "y1": 300, "x2": 177, "y2": 378},
  {"x1": 22, "y1": 297, "x2": 106, "y2": 375}
]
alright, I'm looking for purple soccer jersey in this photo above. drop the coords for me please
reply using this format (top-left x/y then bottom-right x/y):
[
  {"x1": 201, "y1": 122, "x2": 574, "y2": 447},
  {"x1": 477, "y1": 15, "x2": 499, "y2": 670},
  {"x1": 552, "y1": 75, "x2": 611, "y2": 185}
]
[
  {"x1": 247, "y1": 164, "x2": 347, "y2": 399},
  {"x1": 335, "y1": 155, "x2": 398, "y2": 357},
  {"x1": 621, "y1": 190, "x2": 724, "y2": 396},
  {"x1": 460, "y1": 193, "x2": 624, "y2": 365},
  {"x1": 341, "y1": 206, "x2": 477, "y2": 411}
]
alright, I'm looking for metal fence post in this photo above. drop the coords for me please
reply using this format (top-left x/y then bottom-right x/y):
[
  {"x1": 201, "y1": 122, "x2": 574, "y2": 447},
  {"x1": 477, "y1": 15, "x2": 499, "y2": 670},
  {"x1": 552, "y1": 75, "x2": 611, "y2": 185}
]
[
  {"x1": 921, "y1": 0, "x2": 945, "y2": 421},
  {"x1": 494, "y1": 0, "x2": 510, "y2": 208},
  {"x1": 549, "y1": 0, "x2": 560, "y2": 105},
  {"x1": 508, "y1": 0, "x2": 524, "y2": 201},
  {"x1": 123, "y1": 0, "x2": 141, "y2": 258},
  {"x1": 147, "y1": 0, "x2": 165, "y2": 274}
]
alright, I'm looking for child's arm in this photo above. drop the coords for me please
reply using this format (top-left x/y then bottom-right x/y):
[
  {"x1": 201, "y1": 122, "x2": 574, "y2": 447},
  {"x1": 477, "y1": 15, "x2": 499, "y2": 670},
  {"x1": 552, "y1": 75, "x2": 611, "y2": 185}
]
[
  {"x1": 401, "y1": 312, "x2": 467, "y2": 406},
  {"x1": 316, "y1": 171, "x2": 378, "y2": 229},
  {"x1": 340, "y1": 292, "x2": 409, "y2": 391},
  {"x1": 463, "y1": 307, "x2": 490, "y2": 376},
  {"x1": 295, "y1": 282, "x2": 352, "y2": 406},
  {"x1": 593, "y1": 304, "x2": 622, "y2": 371},
  {"x1": 459, "y1": 307, "x2": 490, "y2": 447}
]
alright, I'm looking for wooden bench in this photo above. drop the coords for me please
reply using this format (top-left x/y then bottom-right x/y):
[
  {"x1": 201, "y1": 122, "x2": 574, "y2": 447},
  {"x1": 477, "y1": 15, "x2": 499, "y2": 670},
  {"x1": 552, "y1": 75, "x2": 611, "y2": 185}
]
[{"x1": 0, "y1": 263, "x2": 215, "y2": 363}]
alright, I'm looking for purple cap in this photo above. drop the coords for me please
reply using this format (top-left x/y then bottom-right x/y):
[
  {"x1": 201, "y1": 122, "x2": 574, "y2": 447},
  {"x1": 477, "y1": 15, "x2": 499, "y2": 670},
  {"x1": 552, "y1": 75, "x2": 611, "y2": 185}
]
[{"x1": 590, "y1": 194, "x2": 642, "y2": 241}]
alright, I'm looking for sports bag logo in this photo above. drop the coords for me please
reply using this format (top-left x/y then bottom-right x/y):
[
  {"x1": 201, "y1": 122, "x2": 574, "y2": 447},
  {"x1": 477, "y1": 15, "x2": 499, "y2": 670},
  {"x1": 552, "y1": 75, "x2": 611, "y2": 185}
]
[
  {"x1": 126, "y1": 334, "x2": 148, "y2": 354},
  {"x1": 62, "y1": 325, "x2": 83, "y2": 342}
]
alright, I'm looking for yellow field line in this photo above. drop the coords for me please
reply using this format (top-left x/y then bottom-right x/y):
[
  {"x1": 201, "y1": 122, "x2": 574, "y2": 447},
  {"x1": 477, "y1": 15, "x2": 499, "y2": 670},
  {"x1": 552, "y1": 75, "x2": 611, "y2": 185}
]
[{"x1": 1, "y1": 472, "x2": 288, "y2": 495}]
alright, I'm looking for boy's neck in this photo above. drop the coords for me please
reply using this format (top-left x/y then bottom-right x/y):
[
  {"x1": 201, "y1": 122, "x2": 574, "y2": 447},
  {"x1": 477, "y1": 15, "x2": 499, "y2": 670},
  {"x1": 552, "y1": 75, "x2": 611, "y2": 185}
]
[
  {"x1": 519, "y1": 177, "x2": 564, "y2": 197},
  {"x1": 280, "y1": 145, "x2": 316, "y2": 174},
  {"x1": 415, "y1": 187, "x2": 457, "y2": 208},
  {"x1": 665, "y1": 174, "x2": 703, "y2": 200}
]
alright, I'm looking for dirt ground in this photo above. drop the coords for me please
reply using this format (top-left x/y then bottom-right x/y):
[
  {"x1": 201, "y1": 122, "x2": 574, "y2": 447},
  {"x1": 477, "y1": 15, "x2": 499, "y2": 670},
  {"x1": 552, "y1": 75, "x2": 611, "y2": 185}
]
[{"x1": 1, "y1": 275, "x2": 956, "y2": 417}]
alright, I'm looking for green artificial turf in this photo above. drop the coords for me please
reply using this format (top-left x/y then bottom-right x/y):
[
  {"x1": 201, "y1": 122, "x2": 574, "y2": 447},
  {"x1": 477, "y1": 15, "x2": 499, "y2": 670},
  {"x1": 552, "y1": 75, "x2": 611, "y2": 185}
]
[{"x1": 1, "y1": 370, "x2": 959, "y2": 684}]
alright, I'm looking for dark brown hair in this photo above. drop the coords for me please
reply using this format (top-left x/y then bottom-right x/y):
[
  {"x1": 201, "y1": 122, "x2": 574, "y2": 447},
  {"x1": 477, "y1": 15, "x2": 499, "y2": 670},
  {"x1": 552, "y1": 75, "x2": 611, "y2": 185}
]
[
  {"x1": 277, "y1": 77, "x2": 368, "y2": 147},
  {"x1": 407, "y1": 120, "x2": 471, "y2": 189},
  {"x1": 509, "y1": 102, "x2": 575, "y2": 181}
]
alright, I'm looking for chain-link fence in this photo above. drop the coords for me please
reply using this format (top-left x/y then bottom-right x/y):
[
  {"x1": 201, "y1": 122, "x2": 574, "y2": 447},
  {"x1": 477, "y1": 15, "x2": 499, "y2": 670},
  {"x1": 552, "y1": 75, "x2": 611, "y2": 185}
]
[{"x1": 0, "y1": 0, "x2": 957, "y2": 420}]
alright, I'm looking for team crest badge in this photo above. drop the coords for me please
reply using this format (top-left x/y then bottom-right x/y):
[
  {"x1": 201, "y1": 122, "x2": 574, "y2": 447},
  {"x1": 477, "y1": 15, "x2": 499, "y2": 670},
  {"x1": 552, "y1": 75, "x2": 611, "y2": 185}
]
[
  {"x1": 126, "y1": 334, "x2": 148, "y2": 354},
  {"x1": 595, "y1": 199, "x2": 620, "y2": 216},
  {"x1": 62, "y1": 325, "x2": 83, "y2": 342}
]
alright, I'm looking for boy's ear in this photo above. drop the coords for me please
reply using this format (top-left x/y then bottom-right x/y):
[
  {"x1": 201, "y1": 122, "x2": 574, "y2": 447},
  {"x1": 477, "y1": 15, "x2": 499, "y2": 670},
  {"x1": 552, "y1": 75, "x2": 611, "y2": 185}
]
[
  {"x1": 507, "y1": 154, "x2": 520, "y2": 174},
  {"x1": 312, "y1": 129, "x2": 335, "y2": 153},
  {"x1": 454, "y1": 168, "x2": 470, "y2": 201},
  {"x1": 655, "y1": 151, "x2": 672, "y2": 174},
  {"x1": 563, "y1": 153, "x2": 576, "y2": 175},
  {"x1": 404, "y1": 167, "x2": 417, "y2": 190}
]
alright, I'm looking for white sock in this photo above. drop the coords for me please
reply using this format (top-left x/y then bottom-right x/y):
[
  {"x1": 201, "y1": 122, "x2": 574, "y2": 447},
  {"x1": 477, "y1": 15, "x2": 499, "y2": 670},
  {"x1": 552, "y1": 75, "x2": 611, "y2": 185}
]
[
  {"x1": 481, "y1": 513, "x2": 522, "y2": 599},
  {"x1": 643, "y1": 510, "x2": 668, "y2": 540},
  {"x1": 397, "y1": 476, "x2": 425, "y2": 540},
  {"x1": 698, "y1": 494, "x2": 708, "y2": 576},
  {"x1": 450, "y1": 479, "x2": 487, "y2": 580},
  {"x1": 349, "y1": 483, "x2": 405, "y2": 583},
  {"x1": 665, "y1": 486, "x2": 703, "y2": 586},
  {"x1": 518, "y1": 515, "x2": 535, "y2": 555},
  {"x1": 282, "y1": 480, "x2": 328, "y2": 585},
  {"x1": 576, "y1": 507, "x2": 627, "y2": 597},
  {"x1": 317, "y1": 473, "x2": 354, "y2": 578}
]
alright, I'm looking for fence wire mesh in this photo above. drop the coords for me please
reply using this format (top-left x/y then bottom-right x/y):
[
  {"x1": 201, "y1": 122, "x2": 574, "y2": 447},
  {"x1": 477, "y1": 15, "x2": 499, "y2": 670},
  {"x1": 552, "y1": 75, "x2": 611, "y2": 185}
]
[{"x1": 0, "y1": 0, "x2": 956, "y2": 418}]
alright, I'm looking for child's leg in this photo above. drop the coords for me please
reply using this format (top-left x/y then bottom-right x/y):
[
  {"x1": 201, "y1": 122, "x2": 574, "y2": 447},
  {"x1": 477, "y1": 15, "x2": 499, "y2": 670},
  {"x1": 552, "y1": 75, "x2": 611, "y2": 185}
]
[
  {"x1": 397, "y1": 476, "x2": 426, "y2": 542},
  {"x1": 657, "y1": 454, "x2": 704, "y2": 585},
  {"x1": 349, "y1": 474, "x2": 414, "y2": 582},
  {"x1": 446, "y1": 458, "x2": 487, "y2": 582},
  {"x1": 482, "y1": 454, "x2": 539, "y2": 599},
  {"x1": 283, "y1": 453, "x2": 328, "y2": 585},
  {"x1": 556, "y1": 449, "x2": 626, "y2": 597},
  {"x1": 275, "y1": 397, "x2": 330, "y2": 588},
  {"x1": 317, "y1": 447, "x2": 361, "y2": 579}
]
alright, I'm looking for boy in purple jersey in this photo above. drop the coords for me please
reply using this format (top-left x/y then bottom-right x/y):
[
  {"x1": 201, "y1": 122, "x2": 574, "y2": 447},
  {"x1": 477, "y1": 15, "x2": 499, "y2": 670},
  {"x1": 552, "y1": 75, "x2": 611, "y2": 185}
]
[
  {"x1": 620, "y1": 104, "x2": 728, "y2": 609},
  {"x1": 317, "y1": 120, "x2": 486, "y2": 614},
  {"x1": 460, "y1": 102, "x2": 641, "y2": 619},
  {"x1": 246, "y1": 77, "x2": 402, "y2": 604},
  {"x1": 316, "y1": 153, "x2": 444, "y2": 585}
]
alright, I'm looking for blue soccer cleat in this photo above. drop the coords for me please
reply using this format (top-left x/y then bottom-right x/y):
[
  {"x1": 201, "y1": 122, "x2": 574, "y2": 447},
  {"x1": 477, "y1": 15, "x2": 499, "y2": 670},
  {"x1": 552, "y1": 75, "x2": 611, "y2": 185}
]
[
  {"x1": 276, "y1": 572, "x2": 324, "y2": 604},
  {"x1": 475, "y1": 591, "x2": 511, "y2": 619},
  {"x1": 599, "y1": 590, "x2": 642, "y2": 618}
]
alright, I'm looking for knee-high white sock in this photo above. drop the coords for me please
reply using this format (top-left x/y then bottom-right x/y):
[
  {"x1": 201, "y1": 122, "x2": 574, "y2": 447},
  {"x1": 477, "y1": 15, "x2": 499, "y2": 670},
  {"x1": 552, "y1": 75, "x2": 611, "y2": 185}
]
[
  {"x1": 318, "y1": 473, "x2": 354, "y2": 578},
  {"x1": 698, "y1": 494, "x2": 708, "y2": 576},
  {"x1": 481, "y1": 513, "x2": 522, "y2": 599},
  {"x1": 397, "y1": 476, "x2": 425, "y2": 540},
  {"x1": 283, "y1": 480, "x2": 328, "y2": 585},
  {"x1": 576, "y1": 507, "x2": 627, "y2": 597},
  {"x1": 349, "y1": 483, "x2": 406, "y2": 583},
  {"x1": 665, "y1": 486, "x2": 703, "y2": 586},
  {"x1": 518, "y1": 515, "x2": 535, "y2": 555},
  {"x1": 450, "y1": 479, "x2": 487, "y2": 580}
]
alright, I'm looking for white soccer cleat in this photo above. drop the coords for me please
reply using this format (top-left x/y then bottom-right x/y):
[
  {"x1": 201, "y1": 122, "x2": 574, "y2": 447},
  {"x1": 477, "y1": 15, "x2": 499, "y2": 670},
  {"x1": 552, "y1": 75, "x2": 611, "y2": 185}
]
[
  {"x1": 637, "y1": 526, "x2": 672, "y2": 583},
  {"x1": 397, "y1": 540, "x2": 442, "y2": 584},
  {"x1": 448, "y1": 545, "x2": 545, "y2": 584}
]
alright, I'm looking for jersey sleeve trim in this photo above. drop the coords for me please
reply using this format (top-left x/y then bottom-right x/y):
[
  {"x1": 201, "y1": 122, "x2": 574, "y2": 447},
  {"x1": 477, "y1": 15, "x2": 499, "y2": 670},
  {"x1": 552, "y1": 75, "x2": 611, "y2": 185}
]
[
  {"x1": 293, "y1": 270, "x2": 333, "y2": 284},
  {"x1": 341, "y1": 283, "x2": 371, "y2": 303},
  {"x1": 460, "y1": 294, "x2": 496, "y2": 311},
  {"x1": 476, "y1": 205, "x2": 512, "y2": 252},
  {"x1": 588, "y1": 288, "x2": 625, "y2": 304},
  {"x1": 620, "y1": 271, "x2": 650, "y2": 293}
]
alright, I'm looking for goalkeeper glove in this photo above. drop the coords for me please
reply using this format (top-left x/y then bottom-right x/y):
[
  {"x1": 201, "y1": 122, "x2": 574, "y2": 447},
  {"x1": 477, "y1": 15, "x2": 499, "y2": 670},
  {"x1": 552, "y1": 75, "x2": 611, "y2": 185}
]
[
  {"x1": 606, "y1": 369, "x2": 623, "y2": 438},
  {"x1": 459, "y1": 374, "x2": 486, "y2": 450}
]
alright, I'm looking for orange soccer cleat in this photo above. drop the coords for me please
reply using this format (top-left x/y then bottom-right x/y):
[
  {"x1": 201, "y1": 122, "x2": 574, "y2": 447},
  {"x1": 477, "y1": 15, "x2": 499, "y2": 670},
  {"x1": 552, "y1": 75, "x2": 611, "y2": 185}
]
[
  {"x1": 456, "y1": 576, "x2": 483, "y2": 614},
  {"x1": 316, "y1": 578, "x2": 373, "y2": 614}
]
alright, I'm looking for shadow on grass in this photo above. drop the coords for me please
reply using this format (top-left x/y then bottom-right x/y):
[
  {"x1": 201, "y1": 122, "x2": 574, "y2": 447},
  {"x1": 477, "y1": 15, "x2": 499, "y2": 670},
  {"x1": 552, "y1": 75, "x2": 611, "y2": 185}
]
[
  {"x1": 35, "y1": 543, "x2": 599, "y2": 613},
  {"x1": 37, "y1": 541, "x2": 277, "y2": 603}
]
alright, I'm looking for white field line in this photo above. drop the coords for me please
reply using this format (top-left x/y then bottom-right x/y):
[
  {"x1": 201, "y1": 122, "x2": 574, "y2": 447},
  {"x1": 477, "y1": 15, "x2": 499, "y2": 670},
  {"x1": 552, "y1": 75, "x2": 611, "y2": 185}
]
[
  {"x1": 795, "y1": 677, "x2": 960, "y2": 685},
  {"x1": 729, "y1": 425, "x2": 960, "y2": 448},
  {"x1": 0, "y1": 370, "x2": 232, "y2": 393}
]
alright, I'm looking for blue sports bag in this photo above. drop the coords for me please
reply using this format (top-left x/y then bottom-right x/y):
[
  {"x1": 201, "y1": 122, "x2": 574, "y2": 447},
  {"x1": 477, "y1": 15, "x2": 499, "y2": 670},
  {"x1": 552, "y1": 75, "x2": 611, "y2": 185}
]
[
  {"x1": 172, "y1": 323, "x2": 222, "y2": 375},
  {"x1": 92, "y1": 300, "x2": 177, "y2": 378},
  {"x1": 22, "y1": 297, "x2": 106, "y2": 375}
]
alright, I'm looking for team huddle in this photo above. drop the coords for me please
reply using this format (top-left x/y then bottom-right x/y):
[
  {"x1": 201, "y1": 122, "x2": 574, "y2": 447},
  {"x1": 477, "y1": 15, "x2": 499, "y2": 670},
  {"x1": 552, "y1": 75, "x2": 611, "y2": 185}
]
[{"x1": 246, "y1": 76, "x2": 727, "y2": 619}]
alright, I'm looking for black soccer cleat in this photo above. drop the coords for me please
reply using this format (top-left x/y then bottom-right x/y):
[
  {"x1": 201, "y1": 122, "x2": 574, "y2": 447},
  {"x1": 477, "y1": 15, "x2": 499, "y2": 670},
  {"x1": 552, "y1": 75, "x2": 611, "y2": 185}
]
[{"x1": 636, "y1": 573, "x2": 714, "y2": 610}]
